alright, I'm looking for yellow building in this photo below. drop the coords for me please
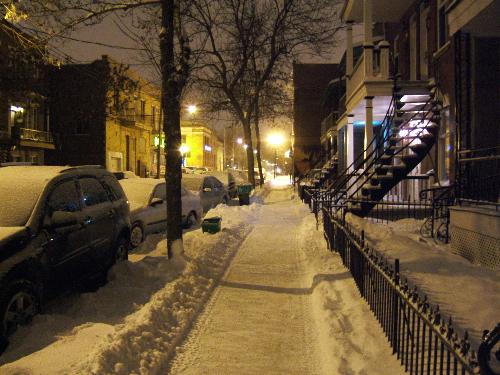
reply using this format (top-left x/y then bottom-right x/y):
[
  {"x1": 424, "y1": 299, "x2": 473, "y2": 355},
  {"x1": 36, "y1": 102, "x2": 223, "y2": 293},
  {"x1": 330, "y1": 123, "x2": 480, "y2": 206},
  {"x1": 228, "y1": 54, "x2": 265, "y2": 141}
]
[
  {"x1": 105, "y1": 59, "x2": 161, "y2": 176},
  {"x1": 49, "y1": 55, "x2": 160, "y2": 176},
  {"x1": 180, "y1": 120, "x2": 223, "y2": 171},
  {"x1": 150, "y1": 120, "x2": 223, "y2": 174}
]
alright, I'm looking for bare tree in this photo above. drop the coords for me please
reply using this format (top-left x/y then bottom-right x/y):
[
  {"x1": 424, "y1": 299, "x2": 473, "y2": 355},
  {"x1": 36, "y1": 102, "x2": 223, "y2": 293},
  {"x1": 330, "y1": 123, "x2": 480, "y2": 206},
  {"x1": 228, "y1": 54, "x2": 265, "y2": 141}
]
[
  {"x1": 4, "y1": 0, "x2": 190, "y2": 258},
  {"x1": 187, "y1": 0, "x2": 340, "y2": 185}
]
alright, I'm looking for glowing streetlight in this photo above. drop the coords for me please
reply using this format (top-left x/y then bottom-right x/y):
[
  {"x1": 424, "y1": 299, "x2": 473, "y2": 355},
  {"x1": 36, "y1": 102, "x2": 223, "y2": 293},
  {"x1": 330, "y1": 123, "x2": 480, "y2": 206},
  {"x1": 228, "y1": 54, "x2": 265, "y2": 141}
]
[
  {"x1": 187, "y1": 104, "x2": 198, "y2": 115},
  {"x1": 243, "y1": 144, "x2": 248, "y2": 150},
  {"x1": 267, "y1": 133, "x2": 285, "y2": 179},
  {"x1": 236, "y1": 137, "x2": 243, "y2": 144},
  {"x1": 267, "y1": 133, "x2": 284, "y2": 147}
]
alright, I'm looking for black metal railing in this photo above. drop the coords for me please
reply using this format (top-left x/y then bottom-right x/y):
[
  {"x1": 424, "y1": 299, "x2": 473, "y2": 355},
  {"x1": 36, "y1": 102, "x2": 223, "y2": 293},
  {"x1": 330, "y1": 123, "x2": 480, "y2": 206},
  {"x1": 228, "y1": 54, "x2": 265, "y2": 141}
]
[
  {"x1": 322, "y1": 208, "x2": 486, "y2": 375},
  {"x1": 419, "y1": 185, "x2": 455, "y2": 243},
  {"x1": 458, "y1": 146, "x2": 500, "y2": 207}
]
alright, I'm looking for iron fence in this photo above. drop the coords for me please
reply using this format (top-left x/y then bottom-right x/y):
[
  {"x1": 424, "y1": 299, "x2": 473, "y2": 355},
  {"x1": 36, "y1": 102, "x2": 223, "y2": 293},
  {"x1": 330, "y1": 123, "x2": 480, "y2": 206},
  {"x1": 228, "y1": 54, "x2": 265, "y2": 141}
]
[{"x1": 322, "y1": 208, "x2": 487, "y2": 375}]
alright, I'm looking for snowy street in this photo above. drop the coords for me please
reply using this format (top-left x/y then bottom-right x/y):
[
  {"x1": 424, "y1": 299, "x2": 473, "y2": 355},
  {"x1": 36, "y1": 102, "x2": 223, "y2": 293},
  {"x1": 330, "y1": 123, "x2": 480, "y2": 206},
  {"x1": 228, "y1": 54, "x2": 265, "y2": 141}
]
[{"x1": 0, "y1": 181, "x2": 404, "y2": 375}]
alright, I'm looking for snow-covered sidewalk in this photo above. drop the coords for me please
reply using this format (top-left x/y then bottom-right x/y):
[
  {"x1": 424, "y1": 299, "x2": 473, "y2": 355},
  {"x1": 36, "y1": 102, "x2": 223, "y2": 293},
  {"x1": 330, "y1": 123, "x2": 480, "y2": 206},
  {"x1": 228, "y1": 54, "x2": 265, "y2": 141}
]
[
  {"x1": 169, "y1": 185, "x2": 404, "y2": 375},
  {"x1": 0, "y1": 181, "x2": 405, "y2": 374},
  {"x1": 345, "y1": 214, "x2": 500, "y2": 349}
]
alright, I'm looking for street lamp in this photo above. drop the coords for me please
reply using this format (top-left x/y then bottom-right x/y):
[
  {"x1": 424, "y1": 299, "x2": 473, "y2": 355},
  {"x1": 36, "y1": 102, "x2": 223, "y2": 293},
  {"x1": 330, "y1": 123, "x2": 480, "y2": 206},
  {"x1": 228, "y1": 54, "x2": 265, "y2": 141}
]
[
  {"x1": 187, "y1": 104, "x2": 197, "y2": 115},
  {"x1": 267, "y1": 133, "x2": 284, "y2": 179}
]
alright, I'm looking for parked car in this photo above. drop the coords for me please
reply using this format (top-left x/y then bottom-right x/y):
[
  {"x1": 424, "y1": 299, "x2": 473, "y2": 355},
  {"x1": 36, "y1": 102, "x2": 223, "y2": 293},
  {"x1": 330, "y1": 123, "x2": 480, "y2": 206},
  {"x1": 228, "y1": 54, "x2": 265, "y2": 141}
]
[
  {"x1": 209, "y1": 170, "x2": 239, "y2": 198},
  {"x1": 183, "y1": 166, "x2": 209, "y2": 175},
  {"x1": 112, "y1": 171, "x2": 140, "y2": 180},
  {"x1": 182, "y1": 174, "x2": 230, "y2": 213},
  {"x1": 0, "y1": 165, "x2": 130, "y2": 348},
  {"x1": 119, "y1": 178, "x2": 203, "y2": 247},
  {"x1": 254, "y1": 169, "x2": 265, "y2": 185}
]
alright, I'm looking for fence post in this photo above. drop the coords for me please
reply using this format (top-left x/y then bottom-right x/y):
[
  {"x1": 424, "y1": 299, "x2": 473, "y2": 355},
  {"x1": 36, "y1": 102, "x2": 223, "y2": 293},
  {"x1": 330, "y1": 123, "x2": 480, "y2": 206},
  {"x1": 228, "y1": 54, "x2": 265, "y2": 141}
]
[{"x1": 392, "y1": 258, "x2": 400, "y2": 354}]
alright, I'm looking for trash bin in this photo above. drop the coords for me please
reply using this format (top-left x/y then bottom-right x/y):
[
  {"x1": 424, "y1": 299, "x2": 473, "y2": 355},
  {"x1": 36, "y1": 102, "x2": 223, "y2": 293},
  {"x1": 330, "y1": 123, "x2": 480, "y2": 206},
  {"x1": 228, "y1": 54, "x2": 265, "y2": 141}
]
[
  {"x1": 237, "y1": 183, "x2": 253, "y2": 206},
  {"x1": 202, "y1": 217, "x2": 222, "y2": 234}
]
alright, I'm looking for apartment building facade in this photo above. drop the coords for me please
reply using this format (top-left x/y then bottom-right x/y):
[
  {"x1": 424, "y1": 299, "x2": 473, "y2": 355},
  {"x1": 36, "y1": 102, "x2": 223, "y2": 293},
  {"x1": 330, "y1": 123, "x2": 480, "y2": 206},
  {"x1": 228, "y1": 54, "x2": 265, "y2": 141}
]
[
  {"x1": 47, "y1": 56, "x2": 160, "y2": 177},
  {"x1": 315, "y1": 0, "x2": 499, "y2": 267},
  {"x1": 0, "y1": 20, "x2": 55, "y2": 164}
]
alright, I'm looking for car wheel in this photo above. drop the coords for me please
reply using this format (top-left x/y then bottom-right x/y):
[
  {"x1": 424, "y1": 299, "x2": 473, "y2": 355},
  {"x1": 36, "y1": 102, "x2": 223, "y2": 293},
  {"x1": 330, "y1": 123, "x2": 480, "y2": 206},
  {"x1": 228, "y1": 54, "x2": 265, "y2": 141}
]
[
  {"x1": 0, "y1": 280, "x2": 39, "y2": 340},
  {"x1": 114, "y1": 235, "x2": 129, "y2": 263},
  {"x1": 130, "y1": 223, "x2": 144, "y2": 248}
]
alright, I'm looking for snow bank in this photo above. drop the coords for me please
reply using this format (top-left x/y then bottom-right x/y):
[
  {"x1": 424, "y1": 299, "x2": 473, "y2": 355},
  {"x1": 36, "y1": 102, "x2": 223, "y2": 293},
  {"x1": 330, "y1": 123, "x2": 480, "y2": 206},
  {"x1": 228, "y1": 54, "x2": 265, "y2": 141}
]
[
  {"x1": 0, "y1": 204, "x2": 262, "y2": 375},
  {"x1": 345, "y1": 213, "x2": 500, "y2": 348},
  {"x1": 297, "y1": 211, "x2": 405, "y2": 375}
]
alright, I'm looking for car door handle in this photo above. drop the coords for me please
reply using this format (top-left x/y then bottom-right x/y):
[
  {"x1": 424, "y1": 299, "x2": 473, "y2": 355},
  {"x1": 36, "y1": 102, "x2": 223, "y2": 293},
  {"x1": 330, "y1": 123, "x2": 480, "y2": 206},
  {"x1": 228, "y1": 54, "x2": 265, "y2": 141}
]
[{"x1": 83, "y1": 216, "x2": 95, "y2": 226}]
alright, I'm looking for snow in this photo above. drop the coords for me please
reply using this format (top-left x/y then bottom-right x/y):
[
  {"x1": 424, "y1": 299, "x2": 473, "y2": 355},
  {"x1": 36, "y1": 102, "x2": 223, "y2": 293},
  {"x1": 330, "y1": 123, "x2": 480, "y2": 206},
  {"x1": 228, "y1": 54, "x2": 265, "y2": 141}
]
[
  {"x1": 181, "y1": 174, "x2": 204, "y2": 192},
  {"x1": 345, "y1": 213, "x2": 500, "y2": 348},
  {"x1": 0, "y1": 179, "x2": 405, "y2": 375},
  {"x1": 0, "y1": 166, "x2": 63, "y2": 226},
  {"x1": 119, "y1": 178, "x2": 157, "y2": 208}
]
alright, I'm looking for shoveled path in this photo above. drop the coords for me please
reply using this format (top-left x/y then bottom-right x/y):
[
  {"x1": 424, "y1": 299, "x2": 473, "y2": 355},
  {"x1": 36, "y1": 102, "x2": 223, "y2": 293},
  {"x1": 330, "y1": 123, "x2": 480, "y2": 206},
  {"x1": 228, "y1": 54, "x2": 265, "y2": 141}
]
[
  {"x1": 168, "y1": 184, "x2": 404, "y2": 375},
  {"x1": 168, "y1": 187, "x2": 322, "y2": 373}
]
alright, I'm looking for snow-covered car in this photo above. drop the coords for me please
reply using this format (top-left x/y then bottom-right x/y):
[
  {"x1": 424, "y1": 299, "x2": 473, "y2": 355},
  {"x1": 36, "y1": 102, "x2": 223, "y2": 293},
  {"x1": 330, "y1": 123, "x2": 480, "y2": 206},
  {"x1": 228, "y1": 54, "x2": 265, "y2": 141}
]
[
  {"x1": 119, "y1": 178, "x2": 203, "y2": 247},
  {"x1": 208, "y1": 170, "x2": 240, "y2": 198},
  {"x1": 112, "y1": 171, "x2": 140, "y2": 180},
  {"x1": 0, "y1": 165, "x2": 130, "y2": 349},
  {"x1": 182, "y1": 174, "x2": 230, "y2": 213}
]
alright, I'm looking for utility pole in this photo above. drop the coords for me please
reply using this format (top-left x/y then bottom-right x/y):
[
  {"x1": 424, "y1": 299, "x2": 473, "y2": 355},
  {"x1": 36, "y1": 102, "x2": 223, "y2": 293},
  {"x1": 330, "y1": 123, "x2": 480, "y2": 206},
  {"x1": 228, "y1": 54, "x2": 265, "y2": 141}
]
[{"x1": 156, "y1": 106, "x2": 163, "y2": 179}]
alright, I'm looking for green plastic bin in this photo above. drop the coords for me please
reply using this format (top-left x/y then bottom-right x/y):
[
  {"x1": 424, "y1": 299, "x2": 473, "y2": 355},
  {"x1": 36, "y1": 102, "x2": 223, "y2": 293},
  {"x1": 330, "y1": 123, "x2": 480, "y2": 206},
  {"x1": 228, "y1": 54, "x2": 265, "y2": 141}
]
[
  {"x1": 237, "y1": 184, "x2": 253, "y2": 195},
  {"x1": 202, "y1": 217, "x2": 222, "y2": 234},
  {"x1": 237, "y1": 184, "x2": 252, "y2": 206}
]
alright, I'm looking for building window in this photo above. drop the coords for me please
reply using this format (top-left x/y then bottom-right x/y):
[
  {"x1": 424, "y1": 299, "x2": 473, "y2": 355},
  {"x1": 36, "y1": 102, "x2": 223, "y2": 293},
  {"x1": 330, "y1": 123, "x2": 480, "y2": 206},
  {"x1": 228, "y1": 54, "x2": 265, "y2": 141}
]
[
  {"x1": 393, "y1": 36, "x2": 400, "y2": 75},
  {"x1": 140, "y1": 100, "x2": 146, "y2": 121},
  {"x1": 410, "y1": 14, "x2": 417, "y2": 80},
  {"x1": 151, "y1": 106, "x2": 157, "y2": 127},
  {"x1": 438, "y1": 1, "x2": 449, "y2": 48},
  {"x1": 420, "y1": 5, "x2": 429, "y2": 79}
]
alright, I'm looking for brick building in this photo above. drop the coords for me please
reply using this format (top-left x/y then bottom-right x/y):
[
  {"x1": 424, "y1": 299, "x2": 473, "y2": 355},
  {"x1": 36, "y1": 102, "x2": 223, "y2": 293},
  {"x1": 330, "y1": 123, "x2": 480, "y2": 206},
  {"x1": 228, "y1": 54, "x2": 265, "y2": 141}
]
[
  {"x1": 47, "y1": 56, "x2": 160, "y2": 176},
  {"x1": 0, "y1": 20, "x2": 54, "y2": 164},
  {"x1": 292, "y1": 63, "x2": 339, "y2": 178}
]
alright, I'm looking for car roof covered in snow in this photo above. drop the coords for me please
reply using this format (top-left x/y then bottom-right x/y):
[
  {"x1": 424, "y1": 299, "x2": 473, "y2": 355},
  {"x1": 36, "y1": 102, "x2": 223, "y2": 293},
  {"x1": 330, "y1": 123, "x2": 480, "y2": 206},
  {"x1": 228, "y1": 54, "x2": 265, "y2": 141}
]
[
  {"x1": 119, "y1": 178, "x2": 163, "y2": 207},
  {"x1": 0, "y1": 165, "x2": 107, "y2": 227},
  {"x1": 182, "y1": 174, "x2": 205, "y2": 191}
]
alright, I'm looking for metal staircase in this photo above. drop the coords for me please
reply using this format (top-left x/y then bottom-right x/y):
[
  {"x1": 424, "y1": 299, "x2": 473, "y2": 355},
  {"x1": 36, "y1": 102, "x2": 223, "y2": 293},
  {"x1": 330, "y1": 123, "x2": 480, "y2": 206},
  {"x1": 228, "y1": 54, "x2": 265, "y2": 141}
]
[{"x1": 315, "y1": 81, "x2": 442, "y2": 217}]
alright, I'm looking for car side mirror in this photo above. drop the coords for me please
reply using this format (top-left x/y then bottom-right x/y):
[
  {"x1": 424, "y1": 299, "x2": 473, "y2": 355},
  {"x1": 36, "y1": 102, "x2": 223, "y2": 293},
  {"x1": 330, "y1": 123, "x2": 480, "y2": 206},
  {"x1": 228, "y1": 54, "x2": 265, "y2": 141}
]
[
  {"x1": 203, "y1": 187, "x2": 212, "y2": 192},
  {"x1": 150, "y1": 197, "x2": 164, "y2": 207},
  {"x1": 50, "y1": 211, "x2": 78, "y2": 229}
]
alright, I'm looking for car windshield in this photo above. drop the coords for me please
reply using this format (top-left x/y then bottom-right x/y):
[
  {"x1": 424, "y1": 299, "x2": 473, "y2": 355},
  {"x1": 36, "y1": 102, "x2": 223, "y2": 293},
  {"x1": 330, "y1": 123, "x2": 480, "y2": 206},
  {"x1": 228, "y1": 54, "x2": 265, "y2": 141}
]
[
  {"x1": 0, "y1": 176, "x2": 44, "y2": 227},
  {"x1": 182, "y1": 175, "x2": 203, "y2": 191},
  {"x1": 119, "y1": 180, "x2": 155, "y2": 207}
]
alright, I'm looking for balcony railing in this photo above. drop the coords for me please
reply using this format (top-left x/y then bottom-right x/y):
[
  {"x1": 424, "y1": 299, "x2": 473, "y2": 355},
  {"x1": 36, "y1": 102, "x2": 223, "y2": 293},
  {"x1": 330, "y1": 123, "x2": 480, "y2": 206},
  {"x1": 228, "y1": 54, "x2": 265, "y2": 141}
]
[
  {"x1": 13, "y1": 127, "x2": 54, "y2": 144},
  {"x1": 347, "y1": 41, "x2": 391, "y2": 98}
]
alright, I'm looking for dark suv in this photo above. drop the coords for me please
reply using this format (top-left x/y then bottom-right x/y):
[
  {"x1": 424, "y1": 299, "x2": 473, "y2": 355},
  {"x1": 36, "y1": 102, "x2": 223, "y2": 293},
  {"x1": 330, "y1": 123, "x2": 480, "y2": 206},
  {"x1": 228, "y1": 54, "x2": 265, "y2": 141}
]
[{"x1": 0, "y1": 165, "x2": 130, "y2": 349}]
